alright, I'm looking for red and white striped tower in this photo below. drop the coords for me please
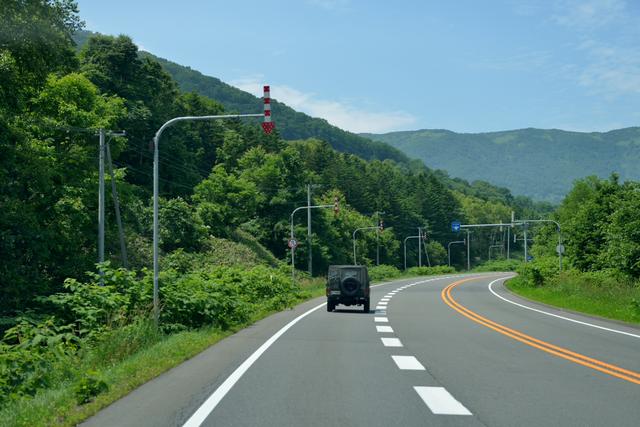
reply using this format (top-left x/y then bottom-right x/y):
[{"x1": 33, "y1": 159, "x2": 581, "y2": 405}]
[{"x1": 262, "y1": 85, "x2": 275, "y2": 134}]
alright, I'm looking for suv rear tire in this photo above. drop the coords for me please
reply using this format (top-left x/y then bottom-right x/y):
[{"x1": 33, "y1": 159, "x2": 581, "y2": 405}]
[
  {"x1": 363, "y1": 299, "x2": 370, "y2": 313},
  {"x1": 327, "y1": 301, "x2": 335, "y2": 312}
]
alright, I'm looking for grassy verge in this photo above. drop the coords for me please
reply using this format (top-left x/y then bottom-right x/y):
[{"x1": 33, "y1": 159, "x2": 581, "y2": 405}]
[
  {"x1": 0, "y1": 276, "x2": 325, "y2": 427},
  {"x1": 1, "y1": 266, "x2": 453, "y2": 427},
  {"x1": 506, "y1": 273, "x2": 640, "y2": 325}
]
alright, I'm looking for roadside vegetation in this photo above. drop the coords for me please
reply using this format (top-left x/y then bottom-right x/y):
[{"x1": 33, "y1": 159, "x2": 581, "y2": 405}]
[
  {"x1": 468, "y1": 175, "x2": 640, "y2": 325},
  {"x1": 0, "y1": 2, "x2": 570, "y2": 425}
]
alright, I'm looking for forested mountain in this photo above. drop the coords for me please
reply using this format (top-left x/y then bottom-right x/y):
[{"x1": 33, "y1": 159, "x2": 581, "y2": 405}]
[
  {"x1": 1, "y1": 25, "x2": 549, "y2": 318},
  {"x1": 363, "y1": 127, "x2": 640, "y2": 203}
]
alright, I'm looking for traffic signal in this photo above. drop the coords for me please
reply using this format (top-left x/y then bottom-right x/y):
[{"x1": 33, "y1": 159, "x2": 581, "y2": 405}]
[
  {"x1": 333, "y1": 196, "x2": 339, "y2": 215},
  {"x1": 379, "y1": 219, "x2": 384, "y2": 231}
]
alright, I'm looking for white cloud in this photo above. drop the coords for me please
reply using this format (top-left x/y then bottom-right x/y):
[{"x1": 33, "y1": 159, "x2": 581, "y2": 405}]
[
  {"x1": 551, "y1": 0, "x2": 626, "y2": 28},
  {"x1": 230, "y1": 77, "x2": 417, "y2": 133},
  {"x1": 576, "y1": 40, "x2": 640, "y2": 95}
]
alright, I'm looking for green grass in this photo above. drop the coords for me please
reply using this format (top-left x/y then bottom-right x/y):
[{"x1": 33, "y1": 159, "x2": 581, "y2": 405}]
[
  {"x1": 1, "y1": 267, "x2": 452, "y2": 427},
  {"x1": 0, "y1": 276, "x2": 326, "y2": 427},
  {"x1": 506, "y1": 273, "x2": 640, "y2": 325}
]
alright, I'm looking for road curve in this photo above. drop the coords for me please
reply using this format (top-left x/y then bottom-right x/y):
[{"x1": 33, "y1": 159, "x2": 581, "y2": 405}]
[{"x1": 83, "y1": 273, "x2": 640, "y2": 427}]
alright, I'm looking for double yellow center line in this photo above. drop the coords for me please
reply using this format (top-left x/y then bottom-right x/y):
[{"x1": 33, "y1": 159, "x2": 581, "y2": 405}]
[{"x1": 441, "y1": 277, "x2": 640, "y2": 385}]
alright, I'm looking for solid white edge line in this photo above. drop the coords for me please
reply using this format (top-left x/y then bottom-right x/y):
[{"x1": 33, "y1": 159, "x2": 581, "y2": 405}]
[
  {"x1": 181, "y1": 302, "x2": 326, "y2": 427},
  {"x1": 183, "y1": 274, "x2": 472, "y2": 426},
  {"x1": 414, "y1": 386, "x2": 472, "y2": 415},
  {"x1": 488, "y1": 277, "x2": 640, "y2": 339}
]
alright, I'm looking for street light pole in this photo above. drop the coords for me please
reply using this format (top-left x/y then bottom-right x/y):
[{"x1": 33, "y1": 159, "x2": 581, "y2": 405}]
[
  {"x1": 403, "y1": 235, "x2": 420, "y2": 270},
  {"x1": 307, "y1": 184, "x2": 312, "y2": 275},
  {"x1": 98, "y1": 129, "x2": 105, "y2": 285},
  {"x1": 352, "y1": 226, "x2": 380, "y2": 265},
  {"x1": 466, "y1": 229, "x2": 471, "y2": 271},
  {"x1": 374, "y1": 211, "x2": 385, "y2": 266},
  {"x1": 291, "y1": 203, "x2": 333, "y2": 282},
  {"x1": 104, "y1": 132, "x2": 127, "y2": 269},
  {"x1": 151, "y1": 86, "x2": 273, "y2": 322},
  {"x1": 418, "y1": 227, "x2": 422, "y2": 268},
  {"x1": 447, "y1": 240, "x2": 465, "y2": 267}
]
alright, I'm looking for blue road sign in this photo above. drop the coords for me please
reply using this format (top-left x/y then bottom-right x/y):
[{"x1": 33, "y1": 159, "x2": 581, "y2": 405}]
[{"x1": 451, "y1": 221, "x2": 461, "y2": 232}]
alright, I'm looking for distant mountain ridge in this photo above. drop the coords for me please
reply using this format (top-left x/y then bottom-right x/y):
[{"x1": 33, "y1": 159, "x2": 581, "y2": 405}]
[
  {"x1": 73, "y1": 30, "x2": 409, "y2": 165},
  {"x1": 362, "y1": 127, "x2": 640, "y2": 202},
  {"x1": 141, "y1": 54, "x2": 412, "y2": 165}
]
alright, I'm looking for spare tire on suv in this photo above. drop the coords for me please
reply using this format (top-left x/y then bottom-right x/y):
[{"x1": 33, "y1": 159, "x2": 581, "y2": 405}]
[{"x1": 326, "y1": 265, "x2": 370, "y2": 313}]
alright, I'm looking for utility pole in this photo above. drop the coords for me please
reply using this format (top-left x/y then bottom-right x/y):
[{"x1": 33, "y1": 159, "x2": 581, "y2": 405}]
[
  {"x1": 105, "y1": 134, "x2": 128, "y2": 268},
  {"x1": 307, "y1": 184, "x2": 312, "y2": 276},
  {"x1": 98, "y1": 129, "x2": 105, "y2": 285}
]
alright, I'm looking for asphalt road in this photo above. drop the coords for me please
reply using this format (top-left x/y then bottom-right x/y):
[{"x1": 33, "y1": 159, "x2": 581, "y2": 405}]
[{"x1": 83, "y1": 273, "x2": 640, "y2": 427}]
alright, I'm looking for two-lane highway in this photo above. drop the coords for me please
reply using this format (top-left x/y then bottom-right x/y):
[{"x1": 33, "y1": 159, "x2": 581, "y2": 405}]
[{"x1": 83, "y1": 274, "x2": 640, "y2": 427}]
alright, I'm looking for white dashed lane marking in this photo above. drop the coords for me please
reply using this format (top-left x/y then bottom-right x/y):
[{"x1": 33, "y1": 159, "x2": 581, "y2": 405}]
[
  {"x1": 391, "y1": 355, "x2": 425, "y2": 370},
  {"x1": 414, "y1": 387, "x2": 472, "y2": 415},
  {"x1": 371, "y1": 276, "x2": 476, "y2": 418},
  {"x1": 381, "y1": 337, "x2": 403, "y2": 347}
]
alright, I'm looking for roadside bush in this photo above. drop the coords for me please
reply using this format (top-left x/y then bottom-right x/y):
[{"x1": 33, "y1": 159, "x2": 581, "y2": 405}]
[
  {"x1": 473, "y1": 259, "x2": 522, "y2": 272},
  {"x1": 73, "y1": 370, "x2": 108, "y2": 404},
  {"x1": 0, "y1": 318, "x2": 79, "y2": 399},
  {"x1": 368, "y1": 265, "x2": 402, "y2": 281},
  {"x1": 515, "y1": 256, "x2": 560, "y2": 287},
  {"x1": 407, "y1": 266, "x2": 456, "y2": 276}
]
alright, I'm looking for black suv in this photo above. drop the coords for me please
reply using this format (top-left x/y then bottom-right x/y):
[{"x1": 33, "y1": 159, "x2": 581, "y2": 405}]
[{"x1": 326, "y1": 265, "x2": 370, "y2": 312}]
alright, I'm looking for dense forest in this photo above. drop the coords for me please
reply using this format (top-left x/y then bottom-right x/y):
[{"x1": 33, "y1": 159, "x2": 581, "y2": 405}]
[
  {"x1": 3, "y1": 3, "x2": 640, "y2": 422},
  {"x1": 0, "y1": 11, "x2": 550, "y2": 319},
  {"x1": 364, "y1": 127, "x2": 640, "y2": 203}
]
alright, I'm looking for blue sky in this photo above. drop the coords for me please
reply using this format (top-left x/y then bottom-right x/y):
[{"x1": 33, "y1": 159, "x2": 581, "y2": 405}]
[{"x1": 76, "y1": 0, "x2": 639, "y2": 134}]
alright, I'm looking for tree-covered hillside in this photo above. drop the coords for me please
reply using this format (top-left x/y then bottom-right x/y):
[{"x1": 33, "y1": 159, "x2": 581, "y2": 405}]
[
  {"x1": 142, "y1": 54, "x2": 412, "y2": 165},
  {"x1": 1, "y1": 26, "x2": 549, "y2": 318},
  {"x1": 363, "y1": 127, "x2": 640, "y2": 203}
]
